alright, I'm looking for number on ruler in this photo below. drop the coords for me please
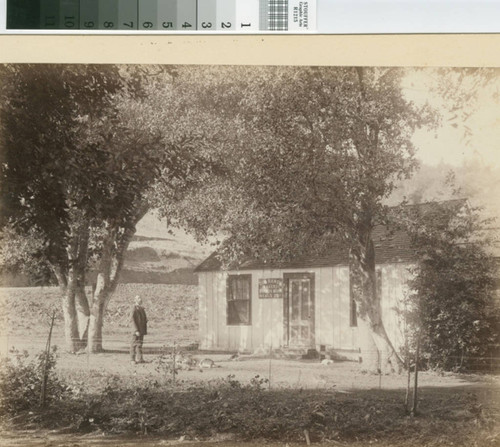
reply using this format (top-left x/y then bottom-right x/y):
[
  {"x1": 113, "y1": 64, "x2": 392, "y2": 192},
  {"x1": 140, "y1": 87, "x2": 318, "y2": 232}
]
[
  {"x1": 44, "y1": 16, "x2": 56, "y2": 27},
  {"x1": 104, "y1": 21, "x2": 114, "y2": 28},
  {"x1": 123, "y1": 21, "x2": 134, "y2": 28},
  {"x1": 221, "y1": 22, "x2": 232, "y2": 29},
  {"x1": 201, "y1": 22, "x2": 212, "y2": 29},
  {"x1": 64, "y1": 16, "x2": 75, "y2": 28},
  {"x1": 240, "y1": 23, "x2": 251, "y2": 28},
  {"x1": 142, "y1": 21, "x2": 154, "y2": 28},
  {"x1": 162, "y1": 22, "x2": 173, "y2": 28},
  {"x1": 182, "y1": 22, "x2": 192, "y2": 28},
  {"x1": 84, "y1": 21, "x2": 95, "y2": 28}
]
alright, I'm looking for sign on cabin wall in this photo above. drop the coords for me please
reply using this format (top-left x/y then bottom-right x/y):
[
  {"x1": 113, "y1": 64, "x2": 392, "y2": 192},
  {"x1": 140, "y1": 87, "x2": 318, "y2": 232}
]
[{"x1": 259, "y1": 278, "x2": 284, "y2": 299}]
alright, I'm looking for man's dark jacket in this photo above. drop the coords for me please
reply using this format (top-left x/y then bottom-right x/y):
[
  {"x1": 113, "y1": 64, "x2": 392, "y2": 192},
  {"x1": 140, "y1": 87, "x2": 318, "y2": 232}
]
[{"x1": 132, "y1": 305, "x2": 148, "y2": 335}]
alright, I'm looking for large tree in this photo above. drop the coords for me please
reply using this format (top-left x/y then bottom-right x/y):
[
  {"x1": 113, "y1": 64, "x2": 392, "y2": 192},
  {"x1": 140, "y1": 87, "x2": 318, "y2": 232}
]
[
  {"x1": 163, "y1": 66, "x2": 436, "y2": 372},
  {"x1": 0, "y1": 65, "x2": 208, "y2": 352}
]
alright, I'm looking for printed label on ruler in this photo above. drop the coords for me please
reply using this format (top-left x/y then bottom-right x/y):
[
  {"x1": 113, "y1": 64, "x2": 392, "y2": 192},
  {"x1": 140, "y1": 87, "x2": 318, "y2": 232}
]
[
  {"x1": 158, "y1": 0, "x2": 177, "y2": 30},
  {"x1": 216, "y1": 0, "x2": 235, "y2": 30},
  {"x1": 139, "y1": 0, "x2": 158, "y2": 30},
  {"x1": 98, "y1": 0, "x2": 118, "y2": 30},
  {"x1": 40, "y1": 0, "x2": 60, "y2": 29},
  {"x1": 235, "y1": 0, "x2": 258, "y2": 31},
  {"x1": 118, "y1": 0, "x2": 138, "y2": 30},
  {"x1": 289, "y1": 0, "x2": 315, "y2": 31},
  {"x1": 80, "y1": 0, "x2": 98, "y2": 29},
  {"x1": 60, "y1": 0, "x2": 79, "y2": 29},
  {"x1": 177, "y1": 0, "x2": 196, "y2": 30},
  {"x1": 198, "y1": 0, "x2": 216, "y2": 30}
]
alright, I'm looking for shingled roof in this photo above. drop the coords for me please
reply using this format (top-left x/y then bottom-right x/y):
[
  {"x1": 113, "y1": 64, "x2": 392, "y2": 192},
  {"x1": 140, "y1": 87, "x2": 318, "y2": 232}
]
[{"x1": 195, "y1": 199, "x2": 468, "y2": 272}]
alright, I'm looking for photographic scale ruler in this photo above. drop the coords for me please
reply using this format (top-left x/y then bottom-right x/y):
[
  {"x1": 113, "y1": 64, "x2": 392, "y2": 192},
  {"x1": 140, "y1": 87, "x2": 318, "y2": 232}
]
[
  {"x1": 3, "y1": 0, "x2": 314, "y2": 32},
  {"x1": 0, "y1": 0, "x2": 500, "y2": 34}
]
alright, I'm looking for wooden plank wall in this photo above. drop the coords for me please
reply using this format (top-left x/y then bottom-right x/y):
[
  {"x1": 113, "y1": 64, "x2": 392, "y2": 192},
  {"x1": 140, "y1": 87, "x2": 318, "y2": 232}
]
[
  {"x1": 380, "y1": 263, "x2": 412, "y2": 353},
  {"x1": 198, "y1": 272, "x2": 209, "y2": 349},
  {"x1": 198, "y1": 264, "x2": 410, "y2": 353}
]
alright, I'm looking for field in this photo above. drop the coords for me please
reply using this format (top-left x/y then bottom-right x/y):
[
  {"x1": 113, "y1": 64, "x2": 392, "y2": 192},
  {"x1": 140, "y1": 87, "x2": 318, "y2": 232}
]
[
  {"x1": 1, "y1": 285, "x2": 500, "y2": 446},
  {"x1": 0, "y1": 284, "x2": 199, "y2": 353}
]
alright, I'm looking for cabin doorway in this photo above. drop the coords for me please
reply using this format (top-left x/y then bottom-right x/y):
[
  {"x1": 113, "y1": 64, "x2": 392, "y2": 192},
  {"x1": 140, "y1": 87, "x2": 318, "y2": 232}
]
[{"x1": 283, "y1": 273, "x2": 315, "y2": 348}]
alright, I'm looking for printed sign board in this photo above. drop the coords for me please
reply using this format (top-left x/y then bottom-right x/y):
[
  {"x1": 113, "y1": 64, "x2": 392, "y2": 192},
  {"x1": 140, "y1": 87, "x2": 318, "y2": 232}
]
[{"x1": 259, "y1": 278, "x2": 283, "y2": 299}]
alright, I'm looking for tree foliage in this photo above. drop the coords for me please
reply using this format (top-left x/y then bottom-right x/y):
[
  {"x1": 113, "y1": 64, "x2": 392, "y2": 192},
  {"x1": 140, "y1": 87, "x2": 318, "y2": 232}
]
[
  {"x1": 404, "y1": 200, "x2": 500, "y2": 371},
  {"x1": 0, "y1": 64, "x2": 211, "y2": 352},
  {"x1": 167, "y1": 67, "x2": 435, "y2": 262}
]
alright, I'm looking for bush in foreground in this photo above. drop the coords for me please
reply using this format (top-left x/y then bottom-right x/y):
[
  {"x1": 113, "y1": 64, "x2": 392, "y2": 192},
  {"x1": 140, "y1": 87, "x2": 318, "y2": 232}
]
[
  {"x1": 0, "y1": 348, "x2": 69, "y2": 416},
  {"x1": 1, "y1": 360, "x2": 498, "y2": 446}
]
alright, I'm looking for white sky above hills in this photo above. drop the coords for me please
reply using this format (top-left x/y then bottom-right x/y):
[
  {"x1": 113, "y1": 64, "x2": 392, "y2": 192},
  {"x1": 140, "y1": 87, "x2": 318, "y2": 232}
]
[{"x1": 402, "y1": 69, "x2": 500, "y2": 169}]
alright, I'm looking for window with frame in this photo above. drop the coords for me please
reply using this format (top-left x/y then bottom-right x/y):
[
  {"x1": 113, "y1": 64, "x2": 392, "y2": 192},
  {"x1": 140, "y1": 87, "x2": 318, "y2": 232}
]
[{"x1": 226, "y1": 274, "x2": 252, "y2": 325}]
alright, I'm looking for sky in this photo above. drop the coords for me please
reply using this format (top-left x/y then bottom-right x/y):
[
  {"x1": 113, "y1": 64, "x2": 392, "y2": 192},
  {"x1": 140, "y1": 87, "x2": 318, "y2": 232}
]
[{"x1": 402, "y1": 68, "x2": 500, "y2": 169}]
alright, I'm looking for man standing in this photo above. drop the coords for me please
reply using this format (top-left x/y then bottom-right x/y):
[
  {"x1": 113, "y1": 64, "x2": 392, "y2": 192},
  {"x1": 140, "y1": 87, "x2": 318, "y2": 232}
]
[{"x1": 130, "y1": 295, "x2": 147, "y2": 364}]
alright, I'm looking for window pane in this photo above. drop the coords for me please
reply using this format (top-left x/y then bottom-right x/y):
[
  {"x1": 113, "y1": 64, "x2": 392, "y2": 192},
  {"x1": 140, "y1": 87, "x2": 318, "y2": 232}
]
[
  {"x1": 228, "y1": 300, "x2": 238, "y2": 323},
  {"x1": 228, "y1": 300, "x2": 250, "y2": 325},
  {"x1": 291, "y1": 281, "x2": 299, "y2": 320},
  {"x1": 240, "y1": 278, "x2": 250, "y2": 301},
  {"x1": 301, "y1": 280, "x2": 309, "y2": 320},
  {"x1": 227, "y1": 275, "x2": 251, "y2": 325}
]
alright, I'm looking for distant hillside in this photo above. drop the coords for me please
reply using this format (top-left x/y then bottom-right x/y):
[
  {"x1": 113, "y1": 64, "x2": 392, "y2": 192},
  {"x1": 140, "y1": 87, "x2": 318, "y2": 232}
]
[
  {"x1": 120, "y1": 234, "x2": 209, "y2": 285},
  {"x1": 388, "y1": 160, "x2": 500, "y2": 221},
  {"x1": 0, "y1": 215, "x2": 212, "y2": 287},
  {"x1": 116, "y1": 214, "x2": 214, "y2": 285}
]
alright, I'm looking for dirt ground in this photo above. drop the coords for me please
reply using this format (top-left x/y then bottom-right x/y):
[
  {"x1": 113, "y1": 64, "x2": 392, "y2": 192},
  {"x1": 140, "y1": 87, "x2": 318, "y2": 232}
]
[
  {"x1": 59, "y1": 351, "x2": 500, "y2": 392},
  {"x1": 2, "y1": 329, "x2": 499, "y2": 392}
]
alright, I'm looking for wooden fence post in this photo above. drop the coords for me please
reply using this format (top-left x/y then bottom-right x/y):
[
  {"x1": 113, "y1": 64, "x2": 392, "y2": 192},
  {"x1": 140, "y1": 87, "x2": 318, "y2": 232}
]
[
  {"x1": 40, "y1": 311, "x2": 56, "y2": 408},
  {"x1": 411, "y1": 334, "x2": 421, "y2": 416}
]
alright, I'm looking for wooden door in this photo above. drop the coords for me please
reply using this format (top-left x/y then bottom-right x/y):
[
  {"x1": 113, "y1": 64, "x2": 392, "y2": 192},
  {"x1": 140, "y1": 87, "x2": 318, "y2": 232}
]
[{"x1": 285, "y1": 274, "x2": 315, "y2": 347}]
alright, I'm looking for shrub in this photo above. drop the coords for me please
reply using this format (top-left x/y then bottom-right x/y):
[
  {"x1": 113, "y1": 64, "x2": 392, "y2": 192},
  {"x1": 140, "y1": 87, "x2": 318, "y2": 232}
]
[
  {"x1": 406, "y1": 202, "x2": 500, "y2": 372},
  {"x1": 0, "y1": 347, "x2": 69, "y2": 416}
]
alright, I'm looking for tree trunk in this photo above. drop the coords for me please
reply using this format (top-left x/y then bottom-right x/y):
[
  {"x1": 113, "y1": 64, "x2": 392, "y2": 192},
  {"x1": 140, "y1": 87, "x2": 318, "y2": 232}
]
[
  {"x1": 52, "y1": 263, "x2": 81, "y2": 352},
  {"x1": 75, "y1": 283, "x2": 90, "y2": 345},
  {"x1": 87, "y1": 219, "x2": 139, "y2": 352},
  {"x1": 61, "y1": 287, "x2": 80, "y2": 353},
  {"x1": 74, "y1": 223, "x2": 90, "y2": 344},
  {"x1": 88, "y1": 269, "x2": 117, "y2": 352},
  {"x1": 351, "y1": 227, "x2": 404, "y2": 373},
  {"x1": 86, "y1": 209, "x2": 147, "y2": 353},
  {"x1": 65, "y1": 263, "x2": 89, "y2": 351},
  {"x1": 53, "y1": 219, "x2": 91, "y2": 352},
  {"x1": 88, "y1": 292, "x2": 106, "y2": 352}
]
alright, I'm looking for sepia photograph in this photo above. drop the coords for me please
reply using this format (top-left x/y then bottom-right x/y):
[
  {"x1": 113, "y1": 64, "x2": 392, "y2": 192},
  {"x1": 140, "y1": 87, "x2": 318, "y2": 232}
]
[{"x1": 0, "y1": 63, "x2": 499, "y2": 446}]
